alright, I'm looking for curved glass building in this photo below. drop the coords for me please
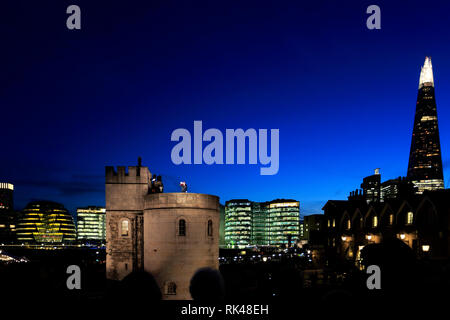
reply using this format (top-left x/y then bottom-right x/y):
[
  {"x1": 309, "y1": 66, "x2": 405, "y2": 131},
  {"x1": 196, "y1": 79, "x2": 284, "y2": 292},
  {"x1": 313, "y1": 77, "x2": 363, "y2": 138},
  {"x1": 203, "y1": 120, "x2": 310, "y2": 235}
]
[{"x1": 16, "y1": 201, "x2": 76, "y2": 244}]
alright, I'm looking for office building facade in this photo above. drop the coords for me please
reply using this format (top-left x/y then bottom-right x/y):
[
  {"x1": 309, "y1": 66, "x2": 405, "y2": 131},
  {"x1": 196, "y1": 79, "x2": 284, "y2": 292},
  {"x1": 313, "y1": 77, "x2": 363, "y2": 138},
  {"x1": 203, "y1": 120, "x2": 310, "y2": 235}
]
[
  {"x1": 76, "y1": 206, "x2": 106, "y2": 244},
  {"x1": 225, "y1": 198, "x2": 301, "y2": 248},
  {"x1": 224, "y1": 199, "x2": 252, "y2": 247},
  {"x1": 268, "y1": 199, "x2": 300, "y2": 246},
  {"x1": 16, "y1": 201, "x2": 76, "y2": 244}
]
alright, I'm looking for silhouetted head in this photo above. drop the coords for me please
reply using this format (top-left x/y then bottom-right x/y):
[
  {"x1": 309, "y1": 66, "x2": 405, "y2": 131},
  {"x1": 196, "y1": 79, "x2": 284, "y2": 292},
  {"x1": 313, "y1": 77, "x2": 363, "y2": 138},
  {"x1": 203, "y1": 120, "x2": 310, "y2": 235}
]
[
  {"x1": 189, "y1": 268, "x2": 225, "y2": 302},
  {"x1": 120, "y1": 271, "x2": 162, "y2": 302}
]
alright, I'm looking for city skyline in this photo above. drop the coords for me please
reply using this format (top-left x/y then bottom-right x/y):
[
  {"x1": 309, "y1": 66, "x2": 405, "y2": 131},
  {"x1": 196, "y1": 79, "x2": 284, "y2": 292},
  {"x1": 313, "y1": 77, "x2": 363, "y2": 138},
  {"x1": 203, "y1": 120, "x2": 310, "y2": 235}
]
[{"x1": 2, "y1": 1, "x2": 450, "y2": 214}]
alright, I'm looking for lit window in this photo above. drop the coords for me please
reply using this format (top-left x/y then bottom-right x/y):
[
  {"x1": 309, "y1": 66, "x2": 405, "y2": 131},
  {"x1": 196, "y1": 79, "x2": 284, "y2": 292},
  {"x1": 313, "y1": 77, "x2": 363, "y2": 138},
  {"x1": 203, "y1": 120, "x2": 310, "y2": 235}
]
[
  {"x1": 407, "y1": 212, "x2": 414, "y2": 225},
  {"x1": 327, "y1": 219, "x2": 330, "y2": 227},
  {"x1": 207, "y1": 220, "x2": 213, "y2": 236},
  {"x1": 372, "y1": 216, "x2": 378, "y2": 227},
  {"x1": 389, "y1": 214, "x2": 394, "y2": 225},
  {"x1": 179, "y1": 219, "x2": 186, "y2": 236},
  {"x1": 347, "y1": 219, "x2": 351, "y2": 230},
  {"x1": 332, "y1": 219, "x2": 336, "y2": 228},
  {"x1": 121, "y1": 220, "x2": 129, "y2": 236}
]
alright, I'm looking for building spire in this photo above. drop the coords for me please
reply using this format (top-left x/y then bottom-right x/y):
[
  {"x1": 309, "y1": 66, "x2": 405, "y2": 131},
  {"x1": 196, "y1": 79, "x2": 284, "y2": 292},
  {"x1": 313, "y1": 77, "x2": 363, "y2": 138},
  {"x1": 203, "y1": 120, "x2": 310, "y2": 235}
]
[{"x1": 419, "y1": 56, "x2": 434, "y2": 89}]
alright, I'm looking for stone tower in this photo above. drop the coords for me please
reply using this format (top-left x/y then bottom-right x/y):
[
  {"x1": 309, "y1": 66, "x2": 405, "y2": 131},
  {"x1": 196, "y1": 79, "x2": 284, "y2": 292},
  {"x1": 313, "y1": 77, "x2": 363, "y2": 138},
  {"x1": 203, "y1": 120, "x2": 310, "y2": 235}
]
[
  {"x1": 105, "y1": 161, "x2": 220, "y2": 300},
  {"x1": 105, "y1": 164, "x2": 149, "y2": 280}
]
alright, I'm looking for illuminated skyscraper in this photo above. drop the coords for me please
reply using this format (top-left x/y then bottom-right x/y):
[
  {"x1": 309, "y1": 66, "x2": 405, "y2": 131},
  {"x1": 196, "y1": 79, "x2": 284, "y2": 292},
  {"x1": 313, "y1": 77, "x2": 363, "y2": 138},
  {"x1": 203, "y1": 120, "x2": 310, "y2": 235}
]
[
  {"x1": 0, "y1": 183, "x2": 16, "y2": 243},
  {"x1": 407, "y1": 57, "x2": 444, "y2": 193},
  {"x1": 76, "y1": 206, "x2": 106, "y2": 244},
  {"x1": 361, "y1": 169, "x2": 381, "y2": 203},
  {"x1": 267, "y1": 199, "x2": 300, "y2": 246},
  {"x1": 224, "y1": 199, "x2": 252, "y2": 247},
  {"x1": 16, "y1": 201, "x2": 76, "y2": 244},
  {"x1": 0, "y1": 183, "x2": 14, "y2": 211}
]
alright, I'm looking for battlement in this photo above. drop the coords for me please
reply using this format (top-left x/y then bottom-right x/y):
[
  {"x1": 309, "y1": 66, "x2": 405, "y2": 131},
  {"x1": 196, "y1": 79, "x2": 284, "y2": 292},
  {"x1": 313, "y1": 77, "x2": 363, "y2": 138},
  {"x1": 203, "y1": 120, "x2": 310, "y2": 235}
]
[{"x1": 105, "y1": 165, "x2": 151, "y2": 184}]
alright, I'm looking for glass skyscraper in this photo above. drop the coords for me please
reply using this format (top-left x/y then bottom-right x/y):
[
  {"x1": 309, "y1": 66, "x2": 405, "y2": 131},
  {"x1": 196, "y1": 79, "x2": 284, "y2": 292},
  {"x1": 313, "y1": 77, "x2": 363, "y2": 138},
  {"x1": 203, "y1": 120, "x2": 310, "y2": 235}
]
[
  {"x1": 224, "y1": 199, "x2": 252, "y2": 247},
  {"x1": 76, "y1": 206, "x2": 106, "y2": 244},
  {"x1": 267, "y1": 199, "x2": 300, "y2": 246},
  {"x1": 407, "y1": 57, "x2": 445, "y2": 193}
]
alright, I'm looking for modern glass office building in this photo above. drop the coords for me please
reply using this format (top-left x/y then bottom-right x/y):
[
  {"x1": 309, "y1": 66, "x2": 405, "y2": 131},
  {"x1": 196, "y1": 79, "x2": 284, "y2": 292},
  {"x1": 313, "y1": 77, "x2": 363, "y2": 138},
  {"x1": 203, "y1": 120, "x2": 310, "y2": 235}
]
[
  {"x1": 251, "y1": 202, "x2": 269, "y2": 246},
  {"x1": 225, "y1": 198, "x2": 301, "y2": 248},
  {"x1": 267, "y1": 199, "x2": 300, "y2": 246},
  {"x1": 76, "y1": 206, "x2": 106, "y2": 244},
  {"x1": 16, "y1": 201, "x2": 76, "y2": 244},
  {"x1": 224, "y1": 199, "x2": 252, "y2": 247},
  {"x1": 0, "y1": 182, "x2": 14, "y2": 211}
]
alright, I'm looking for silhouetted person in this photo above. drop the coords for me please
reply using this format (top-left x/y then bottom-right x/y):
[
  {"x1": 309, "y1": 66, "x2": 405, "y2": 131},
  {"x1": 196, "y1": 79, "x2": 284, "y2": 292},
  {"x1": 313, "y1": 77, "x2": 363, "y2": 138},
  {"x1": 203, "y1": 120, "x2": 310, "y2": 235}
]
[
  {"x1": 118, "y1": 271, "x2": 162, "y2": 303},
  {"x1": 361, "y1": 237, "x2": 417, "y2": 304},
  {"x1": 155, "y1": 175, "x2": 164, "y2": 193},
  {"x1": 189, "y1": 267, "x2": 225, "y2": 302}
]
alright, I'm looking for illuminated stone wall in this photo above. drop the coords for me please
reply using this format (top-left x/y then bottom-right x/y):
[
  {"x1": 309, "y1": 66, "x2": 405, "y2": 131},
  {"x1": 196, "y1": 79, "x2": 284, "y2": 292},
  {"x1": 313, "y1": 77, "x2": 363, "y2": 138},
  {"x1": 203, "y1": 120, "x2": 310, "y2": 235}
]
[{"x1": 106, "y1": 164, "x2": 220, "y2": 300}]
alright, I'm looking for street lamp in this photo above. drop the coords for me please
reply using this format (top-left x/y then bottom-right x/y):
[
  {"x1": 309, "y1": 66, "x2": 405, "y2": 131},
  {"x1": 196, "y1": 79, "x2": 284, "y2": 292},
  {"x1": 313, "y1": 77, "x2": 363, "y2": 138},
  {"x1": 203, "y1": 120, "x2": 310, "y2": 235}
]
[
  {"x1": 422, "y1": 245, "x2": 430, "y2": 252},
  {"x1": 341, "y1": 236, "x2": 347, "y2": 241},
  {"x1": 400, "y1": 233, "x2": 406, "y2": 240}
]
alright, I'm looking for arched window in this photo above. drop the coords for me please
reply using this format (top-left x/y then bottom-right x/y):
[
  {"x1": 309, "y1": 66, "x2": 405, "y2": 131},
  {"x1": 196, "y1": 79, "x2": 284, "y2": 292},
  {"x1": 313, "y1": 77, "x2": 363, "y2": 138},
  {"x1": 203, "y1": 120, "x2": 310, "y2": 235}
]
[
  {"x1": 346, "y1": 219, "x2": 351, "y2": 230},
  {"x1": 407, "y1": 212, "x2": 414, "y2": 225},
  {"x1": 389, "y1": 214, "x2": 394, "y2": 225},
  {"x1": 178, "y1": 219, "x2": 186, "y2": 236},
  {"x1": 207, "y1": 220, "x2": 213, "y2": 236},
  {"x1": 121, "y1": 220, "x2": 129, "y2": 236},
  {"x1": 165, "y1": 282, "x2": 177, "y2": 295}
]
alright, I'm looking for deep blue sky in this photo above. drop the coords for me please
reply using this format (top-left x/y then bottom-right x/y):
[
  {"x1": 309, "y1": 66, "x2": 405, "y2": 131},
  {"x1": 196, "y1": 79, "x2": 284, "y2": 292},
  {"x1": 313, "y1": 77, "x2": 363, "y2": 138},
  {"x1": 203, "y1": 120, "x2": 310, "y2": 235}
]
[{"x1": 2, "y1": 0, "x2": 450, "y2": 215}]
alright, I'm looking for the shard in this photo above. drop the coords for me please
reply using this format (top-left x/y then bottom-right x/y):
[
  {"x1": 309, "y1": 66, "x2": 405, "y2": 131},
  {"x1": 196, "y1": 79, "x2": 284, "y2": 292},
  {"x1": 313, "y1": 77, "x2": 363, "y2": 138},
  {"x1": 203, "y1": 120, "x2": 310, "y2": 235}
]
[{"x1": 407, "y1": 57, "x2": 444, "y2": 193}]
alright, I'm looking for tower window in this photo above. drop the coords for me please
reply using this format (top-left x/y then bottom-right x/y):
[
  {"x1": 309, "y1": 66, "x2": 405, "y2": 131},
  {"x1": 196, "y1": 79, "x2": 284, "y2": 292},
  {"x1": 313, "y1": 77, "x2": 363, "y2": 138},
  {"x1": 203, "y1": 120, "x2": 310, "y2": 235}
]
[
  {"x1": 121, "y1": 220, "x2": 129, "y2": 236},
  {"x1": 178, "y1": 219, "x2": 186, "y2": 236},
  {"x1": 165, "y1": 282, "x2": 177, "y2": 295},
  {"x1": 346, "y1": 219, "x2": 351, "y2": 230},
  {"x1": 207, "y1": 220, "x2": 213, "y2": 236},
  {"x1": 389, "y1": 214, "x2": 394, "y2": 225}
]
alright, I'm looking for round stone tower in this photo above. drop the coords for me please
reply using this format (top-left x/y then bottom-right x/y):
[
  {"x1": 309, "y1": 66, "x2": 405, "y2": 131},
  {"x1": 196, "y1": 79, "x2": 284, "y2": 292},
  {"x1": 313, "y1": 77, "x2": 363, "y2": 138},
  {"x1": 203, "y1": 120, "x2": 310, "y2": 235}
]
[{"x1": 143, "y1": 192, "x2": 219, "y2": 300}]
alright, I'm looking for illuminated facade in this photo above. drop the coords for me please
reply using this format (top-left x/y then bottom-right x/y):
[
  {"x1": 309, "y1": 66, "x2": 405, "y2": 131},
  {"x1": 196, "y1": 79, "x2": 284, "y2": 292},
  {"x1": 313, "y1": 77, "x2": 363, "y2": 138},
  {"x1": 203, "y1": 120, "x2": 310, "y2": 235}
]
[
  {"x1": 324, "y1": 189, "x2": 450, "y2": 262},
  {"x1": 106, "y1": 161, "x2": 220, "y2": 299},
  {"x1": 224, "y1": 199, "x2": 252, "y2": 247},
  {"x1": 251, "y1": 202, "x2": 269, "y2": 246},
  {"x1": 361, "y1": 169, "x2": 381, "y2": 203},
  {"x1": 16, "y1": 201, "x2": 76, "y2": 244},
  {"x1": 225, "y1": 199, "x2": 301, "y2": 247},
  {"x1": 0, "y1": 183, "x2": 16, "y2": 243},
  {"x1": 268, "y1": 199, "x2": 300, "y2": 246},
  {"x1": 0, "y1": 182, "x2": 14, "y2": 211},
  {"x1": 76, "y1": 206, "x2": 106, "y2": 244},
  {"x1": 407, "y1": 57, "x2": 444, "y2": 193}
]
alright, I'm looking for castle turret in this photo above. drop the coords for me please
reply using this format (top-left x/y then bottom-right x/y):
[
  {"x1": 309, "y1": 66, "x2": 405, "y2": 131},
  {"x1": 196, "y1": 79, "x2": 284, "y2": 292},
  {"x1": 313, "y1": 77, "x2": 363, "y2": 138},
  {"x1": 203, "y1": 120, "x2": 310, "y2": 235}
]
[
  {"x1": 105, "y1": 163, "x2": 150, "y2": 280},
  {"x1": 105, "y1": 160, "x2": 220, "y2": 300}
]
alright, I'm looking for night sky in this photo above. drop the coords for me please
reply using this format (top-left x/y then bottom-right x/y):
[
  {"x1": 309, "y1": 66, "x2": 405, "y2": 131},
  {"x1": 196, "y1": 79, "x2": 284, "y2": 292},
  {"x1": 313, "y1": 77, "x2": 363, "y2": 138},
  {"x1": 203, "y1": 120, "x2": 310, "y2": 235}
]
[{"x1": 2, "y1": 0, "x2": 450, "y2": 215}]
